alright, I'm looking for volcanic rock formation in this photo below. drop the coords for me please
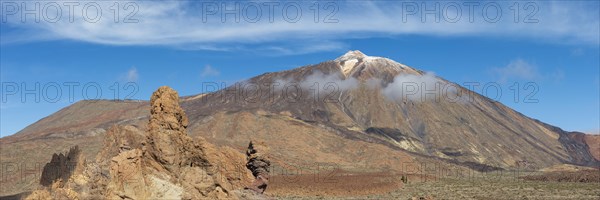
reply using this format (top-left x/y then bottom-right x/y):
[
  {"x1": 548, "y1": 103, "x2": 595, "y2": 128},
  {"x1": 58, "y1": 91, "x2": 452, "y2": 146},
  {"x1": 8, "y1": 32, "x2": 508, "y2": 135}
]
[
  {"x1": 245, "y1": 141, "x2": 271, "y2": 194},
  {"x1": 26, "y1": 86, "x2": 255, "y2": 199},
  {"x1": 39, "y1": 146, "x2": 85, "y2": 187}
]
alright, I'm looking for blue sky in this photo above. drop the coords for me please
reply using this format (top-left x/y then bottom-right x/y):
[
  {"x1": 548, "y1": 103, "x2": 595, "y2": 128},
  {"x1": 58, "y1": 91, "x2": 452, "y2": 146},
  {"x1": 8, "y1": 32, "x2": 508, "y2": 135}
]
[{"x1": 0, "y1": 1, "x2": 599, "y2": 136}]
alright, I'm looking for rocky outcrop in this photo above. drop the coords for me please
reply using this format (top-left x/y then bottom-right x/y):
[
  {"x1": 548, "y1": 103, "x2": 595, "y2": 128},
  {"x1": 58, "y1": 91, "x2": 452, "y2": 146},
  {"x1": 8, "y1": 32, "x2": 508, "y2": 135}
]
[
  {"x1": 245, "y1": 141, "x2": 271, "y2": 194},
  {"x1": 102, "y1": 86, "x2": 254, "y2": 199},
  {"x1": 145, "y1": 86, "x2": 202, "y2": 171},
  {"x1": 28, "y1": 146, "x2": 86, "y2": 200},
  {"x1": 39, "y1": 146, "x2": 85, "y2": 187},
  {"x1": 26, "y1": 86, "x2": 255, "y2": 200}
]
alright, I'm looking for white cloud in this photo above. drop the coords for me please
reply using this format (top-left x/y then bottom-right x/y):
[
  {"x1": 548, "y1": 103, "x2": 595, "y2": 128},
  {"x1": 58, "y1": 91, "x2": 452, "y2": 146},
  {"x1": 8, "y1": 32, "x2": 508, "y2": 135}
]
[
  {"x1": 270, "y1": 70, "x2": 472, "y2": 103},
  {"x1": 201, "y1": 65, "x2": 220, "y2": 77},
  {"x1": 382, "y1": 72, "x2": 443, "y2": 102},
  {"x1": 492, "y1": 59, "x2": 568, "y2": 83},
  {"x1": 299, "y1": 71, "x2": 359, "y2": 91},
  {"x1": 272, "y1": 70, "x2": 359, "y2": 93},
  {"x1": 1, "y1": 1, "x2": 598, "y2": 53},
  {"x1": 128, "y1": 67, "x2": 139, "y2": 82},
  {"x1": 492, "y1": 59, "x2": 540, "y2": 82},
  {"x1": 121, "y1": 67, "x2": 139, "y2": 82}
]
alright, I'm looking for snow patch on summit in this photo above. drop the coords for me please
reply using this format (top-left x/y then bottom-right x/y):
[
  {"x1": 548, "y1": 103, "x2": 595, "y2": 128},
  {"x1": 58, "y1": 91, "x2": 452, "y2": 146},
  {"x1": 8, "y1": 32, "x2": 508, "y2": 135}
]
[{"x1": 335, "y1": 50, "x2": 410, "y2": 77}]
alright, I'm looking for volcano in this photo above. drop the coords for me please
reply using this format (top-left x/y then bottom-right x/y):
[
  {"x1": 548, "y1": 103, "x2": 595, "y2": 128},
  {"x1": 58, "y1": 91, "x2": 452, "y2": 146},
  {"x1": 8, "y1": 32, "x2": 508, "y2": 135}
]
[{"x1": 1, "y1": 50, "x2": 598, "y2": 197}]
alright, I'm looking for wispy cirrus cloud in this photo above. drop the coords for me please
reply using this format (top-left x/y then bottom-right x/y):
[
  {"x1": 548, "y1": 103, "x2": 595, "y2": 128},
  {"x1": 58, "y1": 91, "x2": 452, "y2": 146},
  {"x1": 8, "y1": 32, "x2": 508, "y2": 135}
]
[{"x1": 1, "y1": 1, "x2": 598, "y2": 54}]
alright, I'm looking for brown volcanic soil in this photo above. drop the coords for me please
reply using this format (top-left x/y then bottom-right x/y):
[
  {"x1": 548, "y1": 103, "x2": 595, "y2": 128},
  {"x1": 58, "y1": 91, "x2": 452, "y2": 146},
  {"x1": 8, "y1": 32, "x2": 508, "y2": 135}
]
[
  {"x1": 1, "y1": 100, "x2": 148, "y2": 143},
  {"x1": 0, "y1": 101, "x2": 148, "y2": 196},
  {"x1": 584, "y1": 135, "x2": 600, "y2": 161},
  {"x1": 0, "y1": 136, "x2": 105, "y2": 195},
  {"x1": 267, "y1": 169, "x2": 442, "y2": 198},
  {"x1": 267, "y1": 170, "x2": 404, "y2": 197}
]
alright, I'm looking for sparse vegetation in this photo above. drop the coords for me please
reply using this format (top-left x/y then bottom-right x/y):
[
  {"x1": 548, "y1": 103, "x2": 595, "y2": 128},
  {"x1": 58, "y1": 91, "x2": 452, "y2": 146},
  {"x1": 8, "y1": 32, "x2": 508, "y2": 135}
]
[
  {"x1": 271, "y1": 172, "x2": 600, "y2": 199},
  {"x1": 391, "y1": 174, "x2": 600, "y2": 200}
]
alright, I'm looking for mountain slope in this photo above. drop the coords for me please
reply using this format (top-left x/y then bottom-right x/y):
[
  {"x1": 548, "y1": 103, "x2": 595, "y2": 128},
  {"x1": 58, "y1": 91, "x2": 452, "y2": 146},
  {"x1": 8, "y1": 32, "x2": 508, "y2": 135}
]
[
  {"x1": 1, "y1": 50, "x2": 597, "y2": 196},
  {"x1": 183, "y1": 50, "x2": 598, "y2": 169},
  {"x1": 1, "y1": 100, "x2": 147, "y2": 143}
]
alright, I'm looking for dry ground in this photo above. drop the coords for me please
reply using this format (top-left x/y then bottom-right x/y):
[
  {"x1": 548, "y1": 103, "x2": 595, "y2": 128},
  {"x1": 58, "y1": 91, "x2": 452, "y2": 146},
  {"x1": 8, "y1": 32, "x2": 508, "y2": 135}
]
[{"x1": 269, "y1": 170, "x2": 600, "y2": 200}]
